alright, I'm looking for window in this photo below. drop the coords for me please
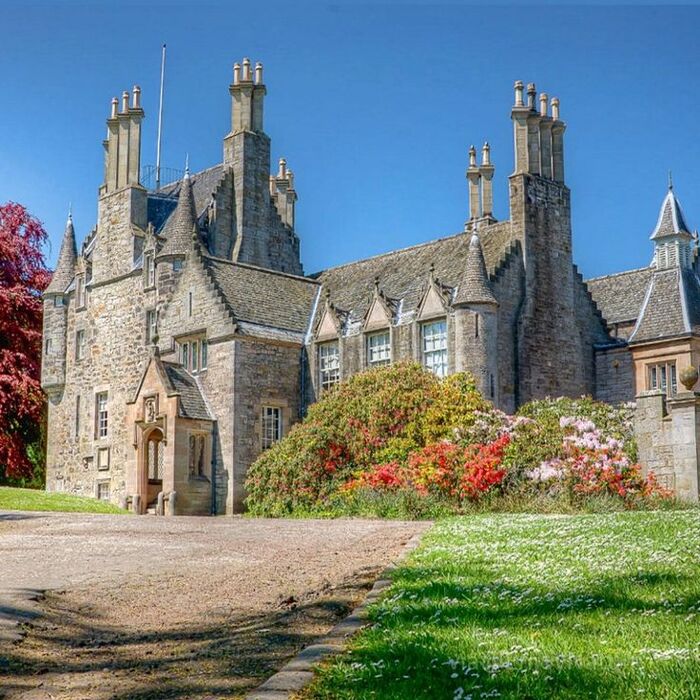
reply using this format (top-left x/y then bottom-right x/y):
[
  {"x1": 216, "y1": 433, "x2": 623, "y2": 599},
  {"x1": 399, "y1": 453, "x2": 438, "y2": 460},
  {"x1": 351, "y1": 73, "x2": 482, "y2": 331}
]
[
  {"x1": 96, "y1": 481, "x2": 110, "y2": 501},
  {"x1": 188, "y1": 434, "x2": 206, "y2": 477},
  {"x1": 75, "y1": 395, "x2": 80, "y2": 440},
  {"x1": 188, "y1": 291, "x2": 193, "y2": 317},
  {"x1": 261, "y1": 406, "x2": 282, "y2": 449},
  {"x1": 648, "y1": 361, "x2": 678, "y2": 397},
  {"x1": 76, "y1": 274, "x2": 86, "y2": 308},
  {"x1": 75, "y1": 329, "x2": 86, "y2": 361},
  {"x1": 45, "y1": 338, "x2": 52, "y2": 355},
  {"x1": 173, "y1": 260, "x2": 183, "y2": 272},
  {"x1": 319, "y1": 341, "x2": 340, "y2": 391},
  {"x1": 422, "y1": 319, "x2": 448, "y2": 378},
  {"x1": 54, "y1": 295, "x2": 64, "y2": 307},
  {"x1": 178, "y1": 336, "x2": 207, "y2": 373},
  {"x1": 475, "y1": 313, "x2": 480, "y2": 338},
  {"x1": 96, "y1": 392, "x2": 108, "y2": 438},
  {"x1": 144, "y1": 251, "x2": 155, "y2": 288},
  {"x1": 367, "y1": 331, "x2": 391, "y2": 367},
  {"x1": 146, "y1": 309, "x2": 157, "y2": 344}
]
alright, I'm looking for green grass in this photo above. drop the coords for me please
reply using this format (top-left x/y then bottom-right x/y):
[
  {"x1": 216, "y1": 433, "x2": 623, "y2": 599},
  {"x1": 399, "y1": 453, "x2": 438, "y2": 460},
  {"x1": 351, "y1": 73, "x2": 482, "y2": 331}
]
[
  {"x1": 302, "y1": 511, "x2": 700, "y2": 699},
  {"x1": 0, "y1": 486, "x2": 127, "y2": 514}
]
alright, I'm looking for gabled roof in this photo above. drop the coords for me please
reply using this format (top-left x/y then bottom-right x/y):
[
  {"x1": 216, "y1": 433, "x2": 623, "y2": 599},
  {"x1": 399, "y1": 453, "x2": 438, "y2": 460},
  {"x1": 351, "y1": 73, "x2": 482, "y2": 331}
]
[
  {"x1": 650, "y1": 188, "x2": 692, "y2": 240},
  {"x1": 454, "y1": 233, "x2": 497, "y2": 306},
  {"x1": 203, "y1": 256, "x2": 319, "y2": 333},
  {"x1": 628, "y1": 267, "x2": 700, "y2": 343},
  {"x1": 313, "y1": 223, "x2": 511, "y2": 325},
  {"x1": 46, "y1": 215, "x2": 77, "y2": 294},
  {"x1": 162, "y1": 362, "x2": 213, "y2": 420},
  {"x1": 585, "y1": 267, "x2": 653, "y2": 325}
]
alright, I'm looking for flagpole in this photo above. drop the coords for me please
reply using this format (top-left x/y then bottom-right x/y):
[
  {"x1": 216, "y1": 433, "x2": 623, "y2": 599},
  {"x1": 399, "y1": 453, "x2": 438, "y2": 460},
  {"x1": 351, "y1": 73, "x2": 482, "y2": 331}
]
[{"x1": 155, "y1": 43, "x2": 166, "y2": 191}]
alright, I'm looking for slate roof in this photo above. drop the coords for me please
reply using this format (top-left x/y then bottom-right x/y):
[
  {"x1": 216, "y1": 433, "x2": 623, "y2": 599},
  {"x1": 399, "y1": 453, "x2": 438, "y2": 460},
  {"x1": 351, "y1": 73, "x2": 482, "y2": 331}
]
[
  {"x1": 454, "y1": 233, "x2": 498, "y2": 305},
  {"x1": 147, "y1": 164, "x2": 225, "y2": 233},
  {"x1": 650, "y1": 188, "x2": 692, "y2": 240},
  {"x1": 46, "y1": 215, "x2": 77, "y2": 294},
  {"x1": 204, "y1": 257, "x2": 319, "y2": 333},
  {"x1": 158, "y1": 173, "x2": 198, "y2": 258},
  {"x1": 585, "y1": 267, "x2": 653, "y2": 325},
  {"x1": 162, "y1": 363, "x2": 213, "y2": 420},
  {"x1": 628, "y1": 268, "x2": 700, "y2": 343},
  {"x1": 313, "y1": 225, "x2": 508, "y2": 324}
]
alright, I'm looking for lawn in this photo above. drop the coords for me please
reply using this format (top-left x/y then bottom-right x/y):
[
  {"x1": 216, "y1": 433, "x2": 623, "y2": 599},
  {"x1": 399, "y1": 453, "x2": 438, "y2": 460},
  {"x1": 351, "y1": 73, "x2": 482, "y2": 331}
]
[
  {"x1": 0, "y1": 486, "x2": 127, "y2": 514},
  {"x1": 301, "y1": 511, "x2": 700, "y2": 699}
]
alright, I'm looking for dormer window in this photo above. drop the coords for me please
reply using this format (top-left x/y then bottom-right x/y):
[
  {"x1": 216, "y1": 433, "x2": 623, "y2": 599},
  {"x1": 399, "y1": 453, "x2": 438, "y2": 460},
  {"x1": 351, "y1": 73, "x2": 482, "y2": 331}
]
[
  {"x1": 367, "y1": 331, "x2": 390, "y2": 367},
  {"x1": 319, "y1": 341, "x2": 340, "y2": 391},
  {"x1": 421, "y1": 319, "x2": 448, "y2": 378}
]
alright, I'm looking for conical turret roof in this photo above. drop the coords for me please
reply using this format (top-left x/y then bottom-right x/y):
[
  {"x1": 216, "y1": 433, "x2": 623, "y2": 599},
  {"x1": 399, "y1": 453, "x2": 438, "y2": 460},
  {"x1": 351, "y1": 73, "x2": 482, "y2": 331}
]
[
  {"x1": 158, "y1": 170, "x2": 198, "y2": 258},
  {"x1": 650, "y1": 187, "x2": 691, "y2": 241},
  {"x1": 45, "y1": 214, "x2": 77, "y2": 294},
  {"x1": 453, "y1": 233, "x2": 497, "y2": 305}
]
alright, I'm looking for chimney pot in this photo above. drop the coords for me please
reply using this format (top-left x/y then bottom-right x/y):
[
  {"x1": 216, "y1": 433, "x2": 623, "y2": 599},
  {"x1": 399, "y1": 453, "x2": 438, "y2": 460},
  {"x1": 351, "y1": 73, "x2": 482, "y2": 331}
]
[
  {"x1": 469, "y1": 145, "x2": 477, "y2": 168},
  {"x1": 255, "y1": 62, "x2": 263, "y2": 85},
  {"x1": 121, "y1": 91, "x2": 129, "y2": 113},
  {"x1": 514, "y1": 80, "x2": 524, "y2": 107},
  {"x1": 132, "y1": 85, "x2": 141, "y2": 110},
  {"x1": 242, "y1": 57, "x2": 251, "y2": 81},
  {"x1": 278, "y1": 157, "x2": 287, "y2": 178},
  {"x1": 233, "y1": 63, "x2": 241, "y2": 85},
  {"x1": 110, "y1": 97, "x2": 118, "y2": 119},
  {"x1": 539, "y1": 92, "x2": 548, "y2": 117},
  {"x1": 481, "y1": 142, "x2": 491, "y2": 166},
  {"x1": 551, "y1": 97, "x2": 560, "y2": 120},
  {"x1": 526, "y1": 83, "x2": 537, "y2": 110}
]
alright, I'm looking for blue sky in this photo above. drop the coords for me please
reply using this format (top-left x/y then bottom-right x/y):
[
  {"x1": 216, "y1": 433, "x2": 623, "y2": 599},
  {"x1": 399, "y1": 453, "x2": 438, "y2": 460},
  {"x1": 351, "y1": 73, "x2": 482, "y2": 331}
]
[{"x1": 1, "y1": 2, "x2": 699, "y2": 279}]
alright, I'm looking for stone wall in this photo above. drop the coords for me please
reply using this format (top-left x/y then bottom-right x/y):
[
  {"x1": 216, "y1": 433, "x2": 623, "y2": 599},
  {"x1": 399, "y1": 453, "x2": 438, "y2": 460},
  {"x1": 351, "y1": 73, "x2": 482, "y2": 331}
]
[
  {"x1": 231, "y1": 338, "x2": 303, "y2": 513},
  {"x1": 595, "y1": 346, "x2": 635, "y2": 404},
  {"x1": 635, "y1": 390, "x2": 700, "y2": 500}
]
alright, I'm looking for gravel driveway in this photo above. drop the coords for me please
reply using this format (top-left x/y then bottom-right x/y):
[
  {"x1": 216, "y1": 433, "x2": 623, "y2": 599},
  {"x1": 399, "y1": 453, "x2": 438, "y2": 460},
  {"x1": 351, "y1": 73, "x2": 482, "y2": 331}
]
[{"x1": 0, "y1": 511, "x2": 429, "y2": 699}]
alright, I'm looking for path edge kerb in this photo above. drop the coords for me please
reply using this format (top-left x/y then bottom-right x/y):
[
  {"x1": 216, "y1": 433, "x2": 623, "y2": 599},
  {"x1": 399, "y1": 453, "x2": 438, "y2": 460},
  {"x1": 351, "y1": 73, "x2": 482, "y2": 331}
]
[{"x1": 245, "y1": 529, "x2": 427, "y2": 700}]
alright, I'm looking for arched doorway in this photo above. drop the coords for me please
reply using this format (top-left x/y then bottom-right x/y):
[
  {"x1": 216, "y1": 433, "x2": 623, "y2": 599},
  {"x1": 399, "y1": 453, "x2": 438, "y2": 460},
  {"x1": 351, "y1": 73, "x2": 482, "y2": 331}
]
[{"x1": 145, "y1": 428, "x2": 164, "y2": 508}]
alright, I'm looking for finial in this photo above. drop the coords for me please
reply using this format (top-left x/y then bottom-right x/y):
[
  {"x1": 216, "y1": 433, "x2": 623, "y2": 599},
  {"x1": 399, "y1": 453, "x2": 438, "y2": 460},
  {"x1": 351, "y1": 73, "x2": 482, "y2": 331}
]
[
  {"x1": 110, "y1": 97, "x2": 118, "y2": 119},
  {"x1": 324, "y1": 287, "x2": 331, "y2": 301},
  {"x1": 184, "y1": 153, "x2": 190, "y2": 178},
  {"x1": 255, "y1": 61, "x2": 263, "y2": 85},
  {"x1": 67, "y1": 202, "x2": 72, "y2": 224},
  {"x1": 469, "y1": 145, "x2": 477, "y2": 168},
  {"x1": 539, "y1": 92, "x2": 548, "y2": 117},
  {"x1": 374, "y1": 275, "x2": 380, "y2": 291},
  {"x1": 429, "y1": 262, "x2": 435, "y2": 280},
  {"x1": 481, "y1": 142, "x2": 491, "y2": 166},
  {"x1": 551, "y1": 97, "x2": 560, "y2": 120},
  {"x1": 233, "y1": 62, "x2": 241, "y2": 85},
  {"x1": 669, "y1": 170, "x2": 674, "y2": 191},
  {"x1": 514, "y1": 80, "x2": 524, "y2": 107},
  {"x1": 121, "y1": 90, "x2": 130, "y2": 113},
  {"x1": 132, "y1": 85, "x2": 141, "y2": 109}
]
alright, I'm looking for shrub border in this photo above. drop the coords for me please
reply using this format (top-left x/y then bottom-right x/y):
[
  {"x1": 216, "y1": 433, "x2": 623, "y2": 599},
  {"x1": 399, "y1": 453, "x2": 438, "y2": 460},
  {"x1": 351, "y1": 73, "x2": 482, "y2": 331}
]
[{"x1": 245, "y1": 530, "x2": 427, "y2": 699}]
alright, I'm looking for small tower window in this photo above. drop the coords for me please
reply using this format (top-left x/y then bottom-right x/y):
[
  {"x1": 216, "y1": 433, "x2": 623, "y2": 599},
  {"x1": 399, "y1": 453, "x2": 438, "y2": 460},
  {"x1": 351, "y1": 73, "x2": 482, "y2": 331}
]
[
  {"x1": 144, "y1": 251, "x2": 156, "y2": 288},
  {"x1": 188, "y1": 291, "x2": 193, "y2": 317},
  {"x1": 76, "y1": 274, "x2": 86, "y2": 309},
  {"x1": 95, "y1": 392, "x2": 109, "y2": 439},
  {"x1": 75, "y1": 330, "x2": 86, "y2": 361},
  {"x1": 54, "y1": 295, "x2": 64, "y2": 307},
  {"x1": 146, "y1": 309, "x2": 157, "y2": 344},
  {"x1": 75, "y1": 395, "x2": 80, "y2": 440}
]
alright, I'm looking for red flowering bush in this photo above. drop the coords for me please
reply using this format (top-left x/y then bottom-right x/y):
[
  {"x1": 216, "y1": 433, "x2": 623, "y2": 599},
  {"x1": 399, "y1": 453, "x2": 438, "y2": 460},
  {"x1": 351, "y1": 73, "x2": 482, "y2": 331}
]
[{"x1": 459, "y1": 435, "x2": 510, "y2": 500}]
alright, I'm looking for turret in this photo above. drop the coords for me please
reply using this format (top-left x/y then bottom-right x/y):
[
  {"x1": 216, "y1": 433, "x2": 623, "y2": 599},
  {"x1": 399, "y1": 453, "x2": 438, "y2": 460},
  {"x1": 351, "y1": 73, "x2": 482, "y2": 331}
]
[
  {"x1": 157, "y1": 166, "x2": 198, "y2": 261},
  {"x1": 42, "y1": 212, "x2": 77, "y2": 395},
  {"x1": 650, "y1": 182, "x2": 694, "y2": 270},
  {"x1": 94, "y1": 86, "x2": 147, "y2": 282},
  {"x1": 453, "y1": 233, "x2": 498, "y2": 401}
]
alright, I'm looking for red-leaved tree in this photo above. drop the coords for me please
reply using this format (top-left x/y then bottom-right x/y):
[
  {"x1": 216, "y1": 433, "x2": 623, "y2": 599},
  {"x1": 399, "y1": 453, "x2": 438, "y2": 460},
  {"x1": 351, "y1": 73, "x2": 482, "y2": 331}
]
[{"x1": 0, "y1": 203, "x2": 50, "y2": 482}]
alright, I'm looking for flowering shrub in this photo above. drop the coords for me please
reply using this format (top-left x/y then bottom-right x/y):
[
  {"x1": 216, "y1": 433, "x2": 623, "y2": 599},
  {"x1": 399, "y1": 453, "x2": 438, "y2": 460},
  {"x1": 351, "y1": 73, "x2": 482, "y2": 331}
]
[
  {"x1": 245, "y1": 368, "x2": 672, "y2": 518},
  {"x1": 525, "y1": 416, "x2": 671, "y2": 505}
]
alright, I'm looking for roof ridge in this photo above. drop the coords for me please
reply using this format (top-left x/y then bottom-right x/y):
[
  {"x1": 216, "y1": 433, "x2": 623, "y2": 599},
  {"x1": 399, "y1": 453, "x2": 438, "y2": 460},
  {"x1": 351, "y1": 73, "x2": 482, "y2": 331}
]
[
  {"x1": 585, "y1": 265, "x2": 651, "y2": 283},
  {"x1": 312, "y1": 228, "x2": 473, "y2": 276},
  {"x1": 203, "y1": 253, "x2": 319, "y2": 284}
]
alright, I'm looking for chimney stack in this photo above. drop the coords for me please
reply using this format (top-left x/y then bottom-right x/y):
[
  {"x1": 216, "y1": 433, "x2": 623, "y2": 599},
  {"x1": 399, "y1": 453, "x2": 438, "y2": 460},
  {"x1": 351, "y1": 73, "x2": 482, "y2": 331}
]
[{"x1": 467, "y1": 145, "x2": 481, "y2": 221}]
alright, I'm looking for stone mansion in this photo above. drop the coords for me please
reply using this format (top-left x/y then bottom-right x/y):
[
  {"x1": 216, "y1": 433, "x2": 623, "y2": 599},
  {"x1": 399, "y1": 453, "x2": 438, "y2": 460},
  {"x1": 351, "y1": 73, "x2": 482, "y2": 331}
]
[{"x1": 41, "y1": 59, "x2": 700, "y2": 513}]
